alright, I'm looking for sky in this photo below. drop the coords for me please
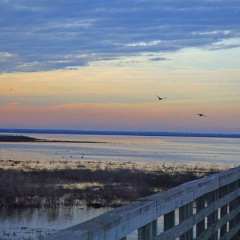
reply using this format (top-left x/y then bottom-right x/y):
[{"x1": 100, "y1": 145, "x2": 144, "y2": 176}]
[{"x1": 0, "y1": 0, "x2": 240, "y2": 132}]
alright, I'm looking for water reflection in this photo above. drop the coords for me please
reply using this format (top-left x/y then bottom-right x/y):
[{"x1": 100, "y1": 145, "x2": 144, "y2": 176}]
[
  {"x1": 1, "y1": 135, "x2": 240, "y2": 165},
  {"x1": 0, "y1": 206, "x2": 110, "y2": 240}
]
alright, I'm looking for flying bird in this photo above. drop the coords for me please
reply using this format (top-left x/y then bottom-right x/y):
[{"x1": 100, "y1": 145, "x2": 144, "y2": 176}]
[
  {"x1": 157, "y1": 96, "x2": 167, "y2": 101},
  {"x1": 197, "y1": 113, "x2": 207, "y2": 117}
]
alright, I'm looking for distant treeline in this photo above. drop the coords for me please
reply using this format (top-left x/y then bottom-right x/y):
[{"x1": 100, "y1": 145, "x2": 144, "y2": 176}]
[
  {"x1": 0, "y1": 135, "x2": 38, "y2": 142},
  {"x1": 0, "y1": 129, "x2": 240, "y2": 138},
  {"x1": 0, "y1": 135, "x2": 106, "y2": 143}
]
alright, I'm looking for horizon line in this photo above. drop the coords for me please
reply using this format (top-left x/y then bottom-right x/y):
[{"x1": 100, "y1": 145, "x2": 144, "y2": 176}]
[{"x1": 0, "y1": 128, "x2": 240, "y2": 138}]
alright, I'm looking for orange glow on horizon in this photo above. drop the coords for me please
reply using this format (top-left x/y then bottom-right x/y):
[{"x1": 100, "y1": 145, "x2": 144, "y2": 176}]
[{"x1": 0, "y1": 61, "x2": 240, "y2": 132}]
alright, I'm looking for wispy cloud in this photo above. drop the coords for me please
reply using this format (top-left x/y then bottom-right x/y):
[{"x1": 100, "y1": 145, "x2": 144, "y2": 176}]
[
  {"x1": 1, "y1": 0, "x2": 240, "y2": 72},
  {"x1": 210, "y1": 38, "x2": 240, "y2": 50},
  {"x1": 125, "y1": 40, "x2": 162, "y2": 47},
  {"x1": 0, "y1": 52, "x2": 16, "y2": 61}
]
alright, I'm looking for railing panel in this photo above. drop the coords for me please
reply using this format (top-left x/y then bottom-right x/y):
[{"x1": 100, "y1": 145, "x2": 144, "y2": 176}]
[{"x1": 155, "y1": 189, "x2": 240, "y2": 240}]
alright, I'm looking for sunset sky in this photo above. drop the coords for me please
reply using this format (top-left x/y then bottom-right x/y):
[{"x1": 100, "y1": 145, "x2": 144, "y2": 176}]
[{"x1": 0, "y1": 1, "x2": 240, "y2": 132}]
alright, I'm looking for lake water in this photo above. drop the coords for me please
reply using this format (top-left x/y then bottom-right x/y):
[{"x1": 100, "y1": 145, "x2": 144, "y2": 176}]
[
  {"x1": 0, "y1": 206, "x2": 110, "y2": 240},
  {"x1": 0, "y1": 133, "x2": 240, "y2": 239},
  {"x1": 1, "y1": 134, "x2": 240, "y2": 166}
]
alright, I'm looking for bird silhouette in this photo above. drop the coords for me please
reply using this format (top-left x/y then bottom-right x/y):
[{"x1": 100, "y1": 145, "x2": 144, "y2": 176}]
[
  {"x1": 197, "y1": 113, "x2": 207, "y2": 117},
  {"x1": 157, "y1": 96, "x2": 167, "y2": 101}
]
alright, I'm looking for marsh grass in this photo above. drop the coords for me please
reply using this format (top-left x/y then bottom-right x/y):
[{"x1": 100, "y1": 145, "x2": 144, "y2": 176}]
[{"x1": 0, "y1": 162, "x2": 219, "y2": 208}]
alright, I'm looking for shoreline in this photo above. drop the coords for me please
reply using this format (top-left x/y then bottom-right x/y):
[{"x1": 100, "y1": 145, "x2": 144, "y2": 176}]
[{"x1": 0, "y1": 135, "x2": 107, "y2": 144}]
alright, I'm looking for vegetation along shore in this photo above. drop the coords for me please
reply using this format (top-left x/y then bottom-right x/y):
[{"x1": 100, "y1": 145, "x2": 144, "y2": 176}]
[{"x1": 0, "y1": 158, "x2": 226, "y2": 209}]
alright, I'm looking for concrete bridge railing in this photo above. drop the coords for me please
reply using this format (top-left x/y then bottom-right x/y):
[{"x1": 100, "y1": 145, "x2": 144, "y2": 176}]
[{"x1": 48, "y1": 166, "x2": 240, "y2": 240}]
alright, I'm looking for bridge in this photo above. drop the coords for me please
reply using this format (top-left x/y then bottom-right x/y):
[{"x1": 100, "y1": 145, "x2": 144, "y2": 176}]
[{"x1": 48, "y1": 166, "x2": 240, "y2": 240}]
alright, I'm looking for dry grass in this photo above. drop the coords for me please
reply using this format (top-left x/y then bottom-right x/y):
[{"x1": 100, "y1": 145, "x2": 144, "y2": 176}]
[{"x1": 0, "y1": 159, "x2": 226, "y2": 209}]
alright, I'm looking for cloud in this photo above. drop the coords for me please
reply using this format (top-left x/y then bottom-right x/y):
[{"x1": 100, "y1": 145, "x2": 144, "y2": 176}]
[
  {"x1": 0, "y1": 52, "x2": 16, "y2": 61},
  {"x1": 0, "y1": 0, "x2": 240, "y2": 72},
  {"x1": 209, "y1": 38, "x2": 240, "y2": 50},
  {"x1": 149, "y1": 57, "x2": 168, "y2": 62},
  {"x1": 192, "y1": 30, "x2": 232, "y2": 36},
  {"x1": 125, "y1": 40, "x2": 162, "y2": 47}
]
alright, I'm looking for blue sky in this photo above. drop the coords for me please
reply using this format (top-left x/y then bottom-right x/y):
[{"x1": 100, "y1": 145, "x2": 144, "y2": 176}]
[
  {"x1": 1, "y1": 0, "x2": 240, "y2": 72},
  {"x1": 0, "y1": 1, "x2": 240, "y2": 132}
]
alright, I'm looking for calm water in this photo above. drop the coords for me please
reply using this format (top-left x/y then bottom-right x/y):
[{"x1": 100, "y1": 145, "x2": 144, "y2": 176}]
[
  {"x1": 0, "y1": 134, "x2": 240, "y2": 165},
  {"x1": 0, "y1": 134, "x2": 240, "y2": 239},
  {"x1": 0, "y1": 206, "x2": 110, "y2": 240}
]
